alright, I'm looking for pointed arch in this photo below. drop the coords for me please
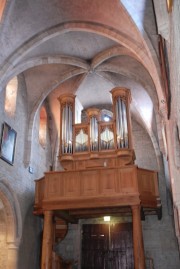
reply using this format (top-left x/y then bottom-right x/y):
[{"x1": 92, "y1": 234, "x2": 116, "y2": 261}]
[{"x1": 0, "y1": 179, "x2": 22, "y2": 269}]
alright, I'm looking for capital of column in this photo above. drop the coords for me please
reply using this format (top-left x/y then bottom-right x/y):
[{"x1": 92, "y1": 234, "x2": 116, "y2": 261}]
[
  {"x1": 44, "y1": 210, "x2": 53, "y2": 218},
  {"x1": 131, "y1": 204, "x2": 141, "y2": 214},
  {"x1": 7, "y1": 241, "x2": 20, "y2": 249}
]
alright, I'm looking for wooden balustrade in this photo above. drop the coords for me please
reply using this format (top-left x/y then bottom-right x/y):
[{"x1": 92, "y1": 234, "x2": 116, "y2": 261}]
[
  {"x1": 138, "y1": 168, "x2": 160, "y2": 208},
  {"x1": 34, "y1": 176, "x2": 45, "y2": 214},
  {"x1": 35, "y1": 165, "x2": 160, "y2": 269},
  {"x1": 34, "y1": 165, "x2": 160, "y2": 215}
]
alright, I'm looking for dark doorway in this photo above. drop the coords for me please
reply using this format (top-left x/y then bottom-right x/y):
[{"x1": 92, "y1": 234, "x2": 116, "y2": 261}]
[{"x1": 81, "y1": 223, "x2": 134, "y2": 269}]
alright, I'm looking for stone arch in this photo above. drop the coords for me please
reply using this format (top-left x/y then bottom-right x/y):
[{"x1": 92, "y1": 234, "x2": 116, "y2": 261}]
[
  {"x1": 2, "y1": 55, "x2": 89, "y2": 88},
  {"x1": 131, "y1": 100, "x2": 161, "y2": 168},
  {"x1": 0, "y1": 21, "x2": 165, "y2": 110},
  {"x1": 24, "y1": 67, "x2": 86, "y2": 167},
  {"x1": 0, "y1": 22, "x2": 164, "y2": 168},
  {"x1": 0, "y1": 179, "x2": 22, "y2": 269}
]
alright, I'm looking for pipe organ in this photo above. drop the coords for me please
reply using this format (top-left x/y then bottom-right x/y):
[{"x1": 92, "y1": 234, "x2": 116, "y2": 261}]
[
  {"x1": 34, "y1": 87, "x2": 161, "y2": 269},
  {"x1": 58, "y1": 87, "x2": 134, "y2": 169}
]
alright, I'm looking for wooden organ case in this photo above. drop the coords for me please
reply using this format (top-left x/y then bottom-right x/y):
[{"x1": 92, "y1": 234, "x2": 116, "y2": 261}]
[{"x1": 34, "y1": 87, "x2": 162, "y2": 269}]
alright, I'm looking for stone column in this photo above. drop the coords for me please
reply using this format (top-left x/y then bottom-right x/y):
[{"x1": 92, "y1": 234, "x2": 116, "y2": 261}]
[
  {"x1": 41, "y1": 211, "x2": 54, "y2": 269},
  {"x1": 7, "y1": 242, "x2": 19, "y2": 269},
  {"x1": 131, "y1": 205, "x2": 145, "y2": 269}
]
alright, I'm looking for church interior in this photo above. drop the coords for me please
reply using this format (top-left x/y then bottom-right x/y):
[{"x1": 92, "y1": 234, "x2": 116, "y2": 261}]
[{"x1": 0, "y1": 1, "x2": 180, "y2": 269}]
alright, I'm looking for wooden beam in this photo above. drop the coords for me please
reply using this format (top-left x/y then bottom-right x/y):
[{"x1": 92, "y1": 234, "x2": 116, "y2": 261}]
[{"x1": 54, "y1": 210, "x2": 78, "y2": 223}]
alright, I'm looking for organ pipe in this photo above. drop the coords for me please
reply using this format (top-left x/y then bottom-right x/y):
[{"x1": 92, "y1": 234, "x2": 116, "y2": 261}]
[
  {"x1": 86, "y1": 108, "x2": 100, "y2": 152},
  {"x1": 58, "y1": 87, "x2": 132, "y2": 160},
  {"x1": 111, "y1": 87, "x2": 132, "y2": 150},
  {"x1": 58, "y1": 94, "x2": 75, "y2": 156}
]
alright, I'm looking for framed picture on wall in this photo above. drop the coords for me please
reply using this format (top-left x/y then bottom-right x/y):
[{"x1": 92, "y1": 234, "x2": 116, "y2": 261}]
[{"x1": 0, "y1": 122, "x2": 17, "y2": 165}]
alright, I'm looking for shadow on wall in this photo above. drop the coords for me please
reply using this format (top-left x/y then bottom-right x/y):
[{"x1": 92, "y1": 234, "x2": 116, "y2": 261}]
[{"x1": 17, "y1": 203, "x2": 42, "y2": 269}]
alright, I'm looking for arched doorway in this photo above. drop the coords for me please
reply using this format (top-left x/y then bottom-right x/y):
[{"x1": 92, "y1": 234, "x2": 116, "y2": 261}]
[{"x1": 0, "y1": 180, "x2": 22, "y2": 269}]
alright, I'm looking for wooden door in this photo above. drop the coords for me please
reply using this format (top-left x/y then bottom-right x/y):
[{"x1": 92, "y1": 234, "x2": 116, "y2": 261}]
[{"x1": 81, "y1": 223, "x2": 134, "y2": 269}]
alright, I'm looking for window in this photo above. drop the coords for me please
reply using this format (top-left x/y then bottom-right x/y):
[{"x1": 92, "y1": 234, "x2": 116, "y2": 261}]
[
  {"x1": 5, "y1": 77, "x2": 18, "y2": 117},
  {"x1": 39, "y1": 106, "x2": 47, "y2": 148},
  {"x1": 101, "y1": 109, "x2": 113, "y2": 122},
  {"x1": 0, "y1": 0, "x2": 7, "y2": 21}
]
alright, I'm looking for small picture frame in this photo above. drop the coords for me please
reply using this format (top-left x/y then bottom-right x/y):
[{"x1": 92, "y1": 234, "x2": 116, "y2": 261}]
[{"x1": 0, "y1": 122, "x2": 17, "y2": 165}]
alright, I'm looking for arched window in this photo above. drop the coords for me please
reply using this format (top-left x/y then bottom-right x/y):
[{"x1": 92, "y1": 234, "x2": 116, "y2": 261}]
[
  {"x1": 39, "y1": 106, "x2": 47, "y2": 148},
  {"x1": 0, "y1": 0, "x2": 7, "y2": 21},
  {"x1": 5, "y1": 76, "x2": 18, "y2": 117},
  {"x1": 101, "y1": 109, "x2": 113, "y2": 122}
]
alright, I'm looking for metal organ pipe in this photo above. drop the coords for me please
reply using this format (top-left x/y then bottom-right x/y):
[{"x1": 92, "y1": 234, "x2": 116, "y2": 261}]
[
  {"x1": 59, "y1": 94, "x2": 75, "y2": 156},
  {"x1": 122, "y1": 100, "x2": 128, "y2": 148},
  {"x1": 90, "y1": 116, "x2": 98, "y2": 151},
  {"x1": 61, "y1": 107, "x2": 65, "y2": 154},
  {"x1": 59, "y1": 88, "x2": 131, "y2": 159},
  {"x1": 115, "y1": 96, "x2": 128, "y2": 149},
  {"x1": 68, "y1": 104, "x2": 72, "y2": 153}
]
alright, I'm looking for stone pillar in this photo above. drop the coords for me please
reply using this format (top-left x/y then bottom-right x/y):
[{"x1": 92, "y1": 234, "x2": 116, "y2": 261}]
[
  {"x1": 7, "y1": 242, "x2": 19, "y2": 269},
  {"x1": 41, "y1": 211, "x2": 54, "y2": 269},
  {"x1": 131, "y1": 205, "x2": 145, "y2": 269}
]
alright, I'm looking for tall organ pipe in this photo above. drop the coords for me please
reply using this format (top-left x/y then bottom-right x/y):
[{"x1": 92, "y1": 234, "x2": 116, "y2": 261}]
[
  {"x1": 122, "y1": 100, "x2": 128, "y2": 148},
  {"x1": 111, "y1": 88, "x2": 131, "y2": 150},
  {"x1": 116, "y1": 97, "x2": 125, "y2": 148},
  {"x1": 58, "y1": 94, "x2": 75, "y2": 156},
  {"x1": 90, "y1": 116, "x2": 98, "y2": 151}
]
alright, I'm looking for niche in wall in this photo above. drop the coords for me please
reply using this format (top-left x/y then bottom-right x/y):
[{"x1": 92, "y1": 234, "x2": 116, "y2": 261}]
[
  {"x1": 39, "y1": 106, "x2": 47, "y2": 148},
  {"x1": 4, "y1": 76, "x2": 18, "y2": 117}
]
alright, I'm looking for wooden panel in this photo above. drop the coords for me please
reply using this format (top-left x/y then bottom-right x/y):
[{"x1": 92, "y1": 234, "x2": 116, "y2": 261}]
[
  {"x1": 34, "y1": 177, "x2": 45, "y2": 206},
  {"x1": 140, "y1": 173, "x2": 154, "y2": 193},
  {"x1": 61, "y1": 160, "x2": 74, "y2": 171},
  {"x1": 75, "y1": 158, "x2": 117, "y2": 170},
  {"x1": 63, "y1": 172, "x2": 80, "y2": 197},
  {"x1": 80, "y1": 170, "x2": 99, "y2": 196},
  {"x1": 86, "y1": 159, "x2": 105, "y2": 168},
  {"x1": 75, "y1": 160, "x2": 86, "y2": 170},
  {"x1": 99, "y1": 169, "x2": 117, "y2": 195},
  {"x1": 137, "y1": 168, "x2": 160, "y2": 207},
  {"x1": 118, "y1": 167, "x2": 138, "y2": 193},
  {"x1": 46, "y1": 174, "x2": 62, "y2": 199},
  {"x1": 138, "y1": 169, "x2": 158, "y2": 196}
]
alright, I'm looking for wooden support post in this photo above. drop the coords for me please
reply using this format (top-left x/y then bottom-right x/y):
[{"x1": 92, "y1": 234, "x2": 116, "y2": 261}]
[
  {"x1": 131, "y1": 205, "x2": 145, "y2": 269},
  {"x1": 41, "y1": 211, "x2": 53, "y2": 269}
]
